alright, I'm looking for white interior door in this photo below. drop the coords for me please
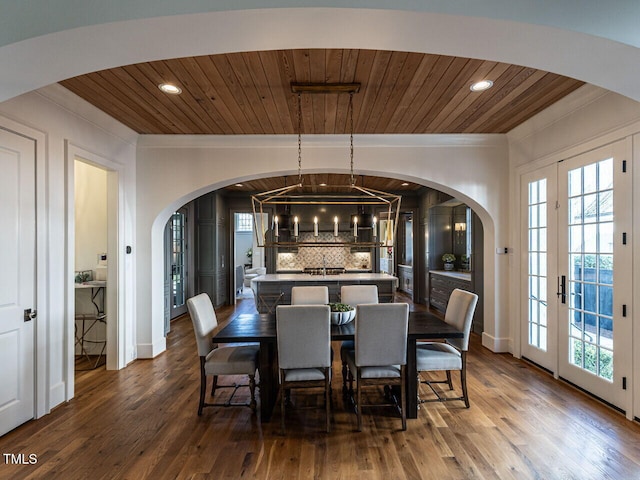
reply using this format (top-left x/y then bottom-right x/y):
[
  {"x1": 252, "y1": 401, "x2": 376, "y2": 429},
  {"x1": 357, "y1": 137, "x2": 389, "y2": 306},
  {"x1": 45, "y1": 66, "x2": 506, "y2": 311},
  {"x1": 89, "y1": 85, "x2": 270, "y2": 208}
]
[
  {"x1": 520, "y1": 165, "x2": 558, "y2": 372},
  {"x1": 557, "y1": 141, "x2": 631, "y2": 410},
  {"x1": 0, "y1": 128, "x2": 36, "y2": 435}
]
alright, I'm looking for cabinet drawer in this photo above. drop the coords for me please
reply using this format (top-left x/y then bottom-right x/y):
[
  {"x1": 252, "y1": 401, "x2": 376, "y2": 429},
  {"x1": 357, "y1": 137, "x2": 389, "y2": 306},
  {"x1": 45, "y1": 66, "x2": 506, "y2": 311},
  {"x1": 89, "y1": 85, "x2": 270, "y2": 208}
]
[{"x1": 429, "y1": 272, "x2": 472, "y2": 313}]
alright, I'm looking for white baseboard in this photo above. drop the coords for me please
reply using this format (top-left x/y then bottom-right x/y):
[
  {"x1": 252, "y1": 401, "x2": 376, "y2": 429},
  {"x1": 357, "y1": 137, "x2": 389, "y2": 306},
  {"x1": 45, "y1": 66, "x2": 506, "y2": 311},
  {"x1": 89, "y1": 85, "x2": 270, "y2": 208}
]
[
  {"x1": 49, "y1": 381, "x2": 66, "y2": 412},
  {"x1": 136, "y1": 337, "x2": 167, "y2": 358},
  {"x1": 481, "y1": 332, "x2": 511, "y2": 353}
]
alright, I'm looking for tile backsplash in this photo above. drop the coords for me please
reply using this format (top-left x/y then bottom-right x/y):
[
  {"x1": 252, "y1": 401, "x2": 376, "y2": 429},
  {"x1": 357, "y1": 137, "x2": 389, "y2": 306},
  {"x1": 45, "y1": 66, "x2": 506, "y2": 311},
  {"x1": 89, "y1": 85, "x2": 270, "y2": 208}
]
[{"x1": 276, "y1": 232, "x2": 371, "y2": 270}]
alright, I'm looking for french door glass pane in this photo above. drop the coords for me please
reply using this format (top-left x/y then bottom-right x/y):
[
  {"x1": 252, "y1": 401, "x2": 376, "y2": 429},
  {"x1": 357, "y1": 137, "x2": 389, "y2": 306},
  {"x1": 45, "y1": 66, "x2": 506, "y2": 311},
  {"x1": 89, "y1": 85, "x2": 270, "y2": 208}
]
[
  {"x1": 527, "y1": 179, "x2": 548, "y2": 351},
  {"x1": 566, "y1": 158, "x2": 614, "y2": 381},
  {"x1": 171, "y1": 212, "x2": 186, "y2": 308}
]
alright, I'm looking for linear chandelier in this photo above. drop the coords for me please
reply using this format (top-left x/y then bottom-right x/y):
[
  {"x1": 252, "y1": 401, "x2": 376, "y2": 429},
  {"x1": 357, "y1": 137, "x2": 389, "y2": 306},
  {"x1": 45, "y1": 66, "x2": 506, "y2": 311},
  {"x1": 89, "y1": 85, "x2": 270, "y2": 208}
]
[{"x1": 252, "y1": 83, "x2": 401, "y2": 248}]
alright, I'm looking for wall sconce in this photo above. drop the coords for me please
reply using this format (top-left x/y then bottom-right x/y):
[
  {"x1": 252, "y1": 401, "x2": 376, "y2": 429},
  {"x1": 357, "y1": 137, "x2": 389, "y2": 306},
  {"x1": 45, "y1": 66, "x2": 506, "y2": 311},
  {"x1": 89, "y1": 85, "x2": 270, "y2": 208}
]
[{"x1": 454, "y1": 222, "x2": 466, "y2": 246}]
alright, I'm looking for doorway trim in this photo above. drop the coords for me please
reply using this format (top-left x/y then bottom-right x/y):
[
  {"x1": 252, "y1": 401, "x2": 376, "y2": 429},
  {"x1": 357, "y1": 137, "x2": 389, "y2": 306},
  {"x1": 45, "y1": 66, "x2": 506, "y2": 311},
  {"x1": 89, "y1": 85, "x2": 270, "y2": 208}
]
[{"x1": 65, "y1": 142, "x2": 126, "y2": 396}]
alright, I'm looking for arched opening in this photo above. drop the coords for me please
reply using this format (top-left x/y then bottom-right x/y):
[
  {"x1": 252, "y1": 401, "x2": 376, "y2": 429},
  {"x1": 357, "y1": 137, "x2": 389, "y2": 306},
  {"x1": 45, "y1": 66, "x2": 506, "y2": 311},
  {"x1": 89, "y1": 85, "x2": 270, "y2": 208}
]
[{"x1": 152, "y1": 170, "x2": 495, "y2": 357}]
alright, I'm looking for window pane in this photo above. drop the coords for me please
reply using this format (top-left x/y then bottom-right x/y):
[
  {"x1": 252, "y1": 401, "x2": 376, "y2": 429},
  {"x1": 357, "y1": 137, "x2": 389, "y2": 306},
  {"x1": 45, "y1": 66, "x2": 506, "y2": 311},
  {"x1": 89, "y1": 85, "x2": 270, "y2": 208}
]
[
  {"x1": 569, "y1": 197, "x2": 582, "y2": 224},
  {"x1": 598, "y1": 318, "x2": 613, "y2": 347},
  {"x1": 599, "y1": 255, "x2": 613, "y2": 285},
  {"x1": 598, "y1": 158, "x2": 613, "y2": 190},
  {"x1": 538, "y1": 203, "x2": 547, "y2": 227},
  {"x1": 583, "y1": 343, "x2": 597, "y2": 374},
  {"x1": 530, "y1": 252, "x2": 538, "y2": 275},
  {"x1": 583, "y1": 163, "x2": 597, "y2": 194},
  {"x1": 529, "y1": 181, "x2": 538, "y2": 204},
  {"x1": 582, "y1": 193, "x2": 598, "y2": 223},
  {"x1": 598, "y1": 285, "x2": 613, "y2": 317},
  {"x1": 530, "y1": 323, "x2": 538, "y2": 346},
  {"x1": 571, "y1": 254, "x2": 583, "y2": 282},
  {"x1": 539, "y1": 179, "x2": 547, "y2": 204},
  {"x1": 529, "y1": 204, "x2": 538, "y2": 228},
  {"x1": 584, "y1": 224, "x2": 597, "y2": 253},
  {"x1": 539, "y1": 227, "x2": 547, "y2": 251},
  {"x1": 538, "y1": 254, "x2": 546, "y2": 278},
  {"x1": 570, "y1": 225, "x2": 583, "y2": 253},
  {"x1": 539, "y1": 279, "x2": 547, "y2": 303},
  {"x1": 539, "y1": 303, "x2": 547, "y2": 327},
  {"x1": 570, "y1": 282, "x2": 583, "y2": 310},
  {"x1": 598, "y1": 191, "x2": 613, "y2": 221},
  {"x1": 598, "y1": 348, "x2": 613, "y2": 381},
  {"x1": 569, "y1": 169, "x2": 582, "y2": 197},
  {"x1": 530, "y1": 276, "x2": 539, "y2": 299},
  {"x1": 529, "y1": 228, "x2": 538, "y2": 251},
  {"x1": 598, "y1": 222, "x2": 614, "y2": 254},
  {"x1": 570, "y1": 320, "x2": 582, "y2": 339}
]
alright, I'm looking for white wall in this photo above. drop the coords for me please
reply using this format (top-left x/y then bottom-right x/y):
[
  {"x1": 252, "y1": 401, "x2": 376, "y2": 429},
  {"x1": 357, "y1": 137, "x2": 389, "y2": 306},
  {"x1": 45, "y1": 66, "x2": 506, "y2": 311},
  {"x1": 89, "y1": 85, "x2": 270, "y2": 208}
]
[
  {"x1": 74, "y1": 161, "x2": 107, "y2": 272},
  {"x1": 3, "y1": 7, "x2": 640, "y2": 104},
  {"x1": 507, "y1": 83, "x2": 640, "y2": 418},
  {"x1": 0, "y1": 85, "x2": 137, "y2": 414},
  {"x1": 136, "y1": 134, "x2": 510, "y2": 357}
]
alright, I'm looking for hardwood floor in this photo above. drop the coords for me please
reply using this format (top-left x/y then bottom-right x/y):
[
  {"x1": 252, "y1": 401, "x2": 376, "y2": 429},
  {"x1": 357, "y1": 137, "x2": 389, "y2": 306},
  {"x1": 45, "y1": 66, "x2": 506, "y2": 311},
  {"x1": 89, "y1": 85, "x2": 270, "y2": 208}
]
[{"x1": 2, "y1": 296, "x2": 640, "y2": 479}]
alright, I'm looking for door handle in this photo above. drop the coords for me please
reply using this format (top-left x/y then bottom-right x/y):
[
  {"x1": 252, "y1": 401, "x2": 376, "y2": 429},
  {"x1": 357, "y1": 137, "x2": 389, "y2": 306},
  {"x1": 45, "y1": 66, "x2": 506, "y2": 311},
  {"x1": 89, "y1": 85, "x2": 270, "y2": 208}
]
[
  {"x1": 556, "y1": 276, "x2": 566, "y2": 304},
  {"x1": 24, "y1": 308, "x2": 37, "y2": 322}
]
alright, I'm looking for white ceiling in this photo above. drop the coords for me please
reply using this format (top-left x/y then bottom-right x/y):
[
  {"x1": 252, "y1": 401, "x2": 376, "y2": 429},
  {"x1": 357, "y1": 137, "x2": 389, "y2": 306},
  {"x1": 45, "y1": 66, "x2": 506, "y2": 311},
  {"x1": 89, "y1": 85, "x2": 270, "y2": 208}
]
[
  {"x1": 3, "y1": 1, "x2": 640, "y2": 48},
  {"x1": 1, "y1": 3, "x2": 640, "y2": 104}
]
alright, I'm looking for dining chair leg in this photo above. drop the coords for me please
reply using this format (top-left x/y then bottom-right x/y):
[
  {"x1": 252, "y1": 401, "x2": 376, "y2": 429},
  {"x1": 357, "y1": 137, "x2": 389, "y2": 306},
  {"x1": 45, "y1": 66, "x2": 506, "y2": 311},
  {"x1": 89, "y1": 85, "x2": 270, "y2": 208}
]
[
  {"x1": 342, "y1": 361, "x2": 349, "y2": 394},
  {"x1": 401, "y1": 366, "x2": 407, "y2": 431},
  {"x1": 348, "y1": 370, "x2": 354, "y2": 396},
  {"x1": 198, "y1": 359, "x2": 207, "y2": 416},
  {"x1": 211, "y1": 375, "x2": 218, "y2": 396},
  {"x1": 461, "y1": 353, "x2": 470, "y2": 408},
  {"x1": 356, "y1": 370, "x2": 362, "y2": 432},
  {"x1": 280, "y1": 372, "x2": 286, "y2": 434},
  {"x1": 249, "y1": 374, "x2": 257, "y2": 411},
  {"x1": 325, "y1": 368, "x2": 331, "y2": 433},
  {"x1": 446, "y1": 371, "x2": 453, "y2": 390}
]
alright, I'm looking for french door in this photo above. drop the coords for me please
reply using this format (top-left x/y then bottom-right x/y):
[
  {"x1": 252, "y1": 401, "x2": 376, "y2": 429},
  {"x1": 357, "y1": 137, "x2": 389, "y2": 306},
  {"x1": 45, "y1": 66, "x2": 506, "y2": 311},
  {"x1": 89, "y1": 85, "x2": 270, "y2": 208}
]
[{"x1": 521, "y1": 140, "x2": 631, "y2": 410}]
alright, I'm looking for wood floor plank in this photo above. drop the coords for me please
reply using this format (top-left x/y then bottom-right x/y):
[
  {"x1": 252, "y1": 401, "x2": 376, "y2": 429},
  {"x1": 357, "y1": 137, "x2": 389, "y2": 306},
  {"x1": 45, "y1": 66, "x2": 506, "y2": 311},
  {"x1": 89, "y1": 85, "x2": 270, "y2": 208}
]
[{"x1": 2, "y1": 295, "x2": 640, "y2": 479}]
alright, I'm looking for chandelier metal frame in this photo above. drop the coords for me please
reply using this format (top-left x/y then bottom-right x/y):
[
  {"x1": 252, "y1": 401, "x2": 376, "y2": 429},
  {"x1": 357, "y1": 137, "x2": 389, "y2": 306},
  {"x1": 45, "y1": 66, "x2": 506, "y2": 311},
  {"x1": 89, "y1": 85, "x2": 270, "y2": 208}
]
[{"x1": 251, "y1": 83, "x2": 401, "y2": 248}]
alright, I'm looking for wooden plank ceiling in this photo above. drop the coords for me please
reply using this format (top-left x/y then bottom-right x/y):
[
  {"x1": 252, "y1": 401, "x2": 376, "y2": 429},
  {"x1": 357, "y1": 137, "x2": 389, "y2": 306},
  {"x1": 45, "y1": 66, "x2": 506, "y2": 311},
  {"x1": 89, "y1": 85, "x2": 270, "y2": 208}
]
[
  {"x1": 60, "y1": 49, "x2": 584, "y2": 192},
  {"x1": 60, "y1": 49, "x2": 584, "y2": 136}
]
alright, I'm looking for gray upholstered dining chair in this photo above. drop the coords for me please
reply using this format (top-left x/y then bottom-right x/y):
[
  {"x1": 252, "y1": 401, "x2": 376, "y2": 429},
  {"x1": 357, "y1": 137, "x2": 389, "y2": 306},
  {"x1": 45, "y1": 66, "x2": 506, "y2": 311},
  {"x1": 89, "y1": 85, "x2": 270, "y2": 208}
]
[
  {"x1": 291, "y1": 285, "x2": 329, "y2": 305},
  {"x1": 345, "y1": 302, "x2": 409, "y2": 431},
  {"x1": 276, "y1": 304, "x2": 332, "y2": 434},
  {"x1": 416, "y1": 288, "x2": 478, "y2": 408},
  {"x1": 186, "y1": 293, "x2": 259, "y2": 415},
  {"x1": 339, "y1": 285, "x2": 379, "y2": 392}
]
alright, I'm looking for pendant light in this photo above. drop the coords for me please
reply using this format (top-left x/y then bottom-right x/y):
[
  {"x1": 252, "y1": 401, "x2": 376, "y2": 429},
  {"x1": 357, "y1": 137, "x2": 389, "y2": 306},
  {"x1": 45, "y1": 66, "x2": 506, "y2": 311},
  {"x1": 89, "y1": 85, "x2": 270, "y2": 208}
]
[{"x1": 251, "y1": 83, "x2": 401, "y2": 248}]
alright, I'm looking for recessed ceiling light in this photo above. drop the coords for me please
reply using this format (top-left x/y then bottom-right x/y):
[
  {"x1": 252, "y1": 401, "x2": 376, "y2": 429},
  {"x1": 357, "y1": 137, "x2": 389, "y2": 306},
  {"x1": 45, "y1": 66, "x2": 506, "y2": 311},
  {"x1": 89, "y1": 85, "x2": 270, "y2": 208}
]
[
  {"x1": 158, "y1": 83, "x2": 182, "y2": 95},
  {"x1": 319, "y1": 183, "x2": 327, "y2": 186},
  {"x1": 235, "y1": 183, "x2": 244, "y2": 187},
  {"x1": 401, "y1": 182, "x2": 409, "y2": 186},
  {"x1": 470, "y1": 80, "x2": 493, "y2": 92}
]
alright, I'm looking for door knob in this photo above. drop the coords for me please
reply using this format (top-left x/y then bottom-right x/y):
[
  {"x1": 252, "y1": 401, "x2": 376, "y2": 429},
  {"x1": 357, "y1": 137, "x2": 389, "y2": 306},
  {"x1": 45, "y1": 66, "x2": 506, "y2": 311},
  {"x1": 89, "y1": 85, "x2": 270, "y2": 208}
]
[{"x1": 24, "y1": 308, "x2": 37, "y2": 322}]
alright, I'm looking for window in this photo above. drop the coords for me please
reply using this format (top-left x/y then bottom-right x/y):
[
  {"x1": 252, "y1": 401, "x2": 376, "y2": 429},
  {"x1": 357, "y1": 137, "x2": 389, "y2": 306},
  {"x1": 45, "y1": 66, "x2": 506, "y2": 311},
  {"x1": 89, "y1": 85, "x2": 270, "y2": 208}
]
[
  {"x1": 236, "y1": 213, "x2": 253, "y2": 232},
  {"x1": 527, "y1": 178, "x2": 548, "y2": 351}
]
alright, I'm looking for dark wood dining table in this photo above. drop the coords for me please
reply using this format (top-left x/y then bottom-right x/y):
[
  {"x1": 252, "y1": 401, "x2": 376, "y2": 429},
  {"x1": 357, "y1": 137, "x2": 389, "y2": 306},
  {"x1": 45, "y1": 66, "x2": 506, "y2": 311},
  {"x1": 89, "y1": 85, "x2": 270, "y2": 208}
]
[{"x1": 212, "y1": 310, "x2": 463, "y2": 421}]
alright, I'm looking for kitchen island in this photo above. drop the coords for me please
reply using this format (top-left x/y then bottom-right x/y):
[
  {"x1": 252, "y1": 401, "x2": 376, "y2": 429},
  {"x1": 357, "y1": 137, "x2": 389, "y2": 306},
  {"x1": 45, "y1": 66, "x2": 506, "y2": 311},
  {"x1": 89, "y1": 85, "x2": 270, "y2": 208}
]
[{"x1": 251, "y1": 273, "x2": 398, "y2": 313}]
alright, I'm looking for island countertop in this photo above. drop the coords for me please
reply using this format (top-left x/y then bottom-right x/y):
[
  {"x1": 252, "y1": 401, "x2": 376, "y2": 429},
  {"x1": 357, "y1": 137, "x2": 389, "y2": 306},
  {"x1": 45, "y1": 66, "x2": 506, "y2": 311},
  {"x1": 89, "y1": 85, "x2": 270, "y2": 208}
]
[
  {"x1": 252, "y1": 272, "x2": 397, "y2": 282},
  {"x1": 250, "y1": 273, "x2": 398, "y2": 313}
]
